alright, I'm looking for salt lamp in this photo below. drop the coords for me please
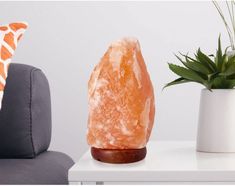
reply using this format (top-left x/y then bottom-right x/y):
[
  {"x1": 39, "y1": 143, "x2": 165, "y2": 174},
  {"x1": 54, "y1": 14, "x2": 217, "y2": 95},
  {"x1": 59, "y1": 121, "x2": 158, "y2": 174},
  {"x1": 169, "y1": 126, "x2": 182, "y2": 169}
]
[{"x1": 87, "y1": 38, "x2": 155, "y2": 163}]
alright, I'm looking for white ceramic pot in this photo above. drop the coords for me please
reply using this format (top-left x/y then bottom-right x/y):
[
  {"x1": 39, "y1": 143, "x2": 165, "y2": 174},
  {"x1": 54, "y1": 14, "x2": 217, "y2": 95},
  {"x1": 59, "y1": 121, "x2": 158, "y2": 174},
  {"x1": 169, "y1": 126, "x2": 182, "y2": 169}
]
[{"x1": 197, "y1": 89, "x2": 235, "y2": 152}]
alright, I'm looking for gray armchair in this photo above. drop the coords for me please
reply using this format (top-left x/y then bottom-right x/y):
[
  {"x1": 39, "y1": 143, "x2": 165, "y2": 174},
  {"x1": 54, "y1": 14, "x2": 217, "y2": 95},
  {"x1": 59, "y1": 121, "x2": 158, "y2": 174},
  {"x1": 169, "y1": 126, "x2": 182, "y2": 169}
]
[{"x1": 0, "y1": 63, "x2": 74, "y2": 184}]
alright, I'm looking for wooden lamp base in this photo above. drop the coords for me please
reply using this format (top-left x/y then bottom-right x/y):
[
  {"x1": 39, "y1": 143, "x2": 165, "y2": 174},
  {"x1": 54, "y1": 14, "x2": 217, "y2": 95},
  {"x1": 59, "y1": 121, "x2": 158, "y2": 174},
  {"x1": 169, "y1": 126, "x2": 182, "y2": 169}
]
[{"x1": 91, "y1": 147, "x2": 146, "y2": 164}]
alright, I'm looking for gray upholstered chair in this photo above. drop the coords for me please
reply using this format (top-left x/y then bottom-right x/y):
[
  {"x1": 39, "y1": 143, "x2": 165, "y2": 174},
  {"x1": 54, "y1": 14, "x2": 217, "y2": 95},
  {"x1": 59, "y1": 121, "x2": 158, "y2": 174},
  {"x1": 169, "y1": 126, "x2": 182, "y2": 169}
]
[{"x1": 0, "y1": 63, "x2": 74, "y2": 184}]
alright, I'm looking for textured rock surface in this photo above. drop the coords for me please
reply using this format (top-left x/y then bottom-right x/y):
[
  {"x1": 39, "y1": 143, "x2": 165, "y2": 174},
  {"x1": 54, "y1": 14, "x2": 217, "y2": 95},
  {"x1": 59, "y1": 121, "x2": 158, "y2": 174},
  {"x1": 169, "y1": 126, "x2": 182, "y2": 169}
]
[{"x1": 87, "y1": 38, "x2": 155, "y2": 149}]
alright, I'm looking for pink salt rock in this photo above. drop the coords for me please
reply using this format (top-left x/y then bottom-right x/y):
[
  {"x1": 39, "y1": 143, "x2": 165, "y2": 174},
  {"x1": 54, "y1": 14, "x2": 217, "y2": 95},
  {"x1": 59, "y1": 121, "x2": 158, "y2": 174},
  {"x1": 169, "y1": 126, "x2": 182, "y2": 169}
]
[{"x1": 87, "y1": 37, "x2": 155, "y2": 149}]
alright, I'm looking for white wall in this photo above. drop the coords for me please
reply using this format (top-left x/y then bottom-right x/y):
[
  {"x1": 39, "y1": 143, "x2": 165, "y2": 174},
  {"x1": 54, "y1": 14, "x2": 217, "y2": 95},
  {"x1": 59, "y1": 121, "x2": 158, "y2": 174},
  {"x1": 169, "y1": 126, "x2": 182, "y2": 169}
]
[{"x1": 0, "y1": 1, "x2": 230, "y2": 161}]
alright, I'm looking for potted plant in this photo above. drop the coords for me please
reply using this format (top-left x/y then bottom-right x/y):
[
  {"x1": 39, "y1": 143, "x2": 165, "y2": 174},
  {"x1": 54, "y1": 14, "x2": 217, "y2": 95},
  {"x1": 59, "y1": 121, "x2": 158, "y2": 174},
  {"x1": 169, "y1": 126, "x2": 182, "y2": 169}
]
[
  {"x1": 164, "y1": 37, "x2": 235, "y2": 152},
  {"x1": 165, "y1": 1, "x2": 235, "y2": 153}
]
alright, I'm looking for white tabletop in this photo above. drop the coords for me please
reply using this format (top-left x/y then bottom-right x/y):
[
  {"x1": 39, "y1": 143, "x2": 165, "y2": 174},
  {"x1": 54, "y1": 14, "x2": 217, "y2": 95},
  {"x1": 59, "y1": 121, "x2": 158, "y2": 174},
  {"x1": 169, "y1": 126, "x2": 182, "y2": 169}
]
[{"x1": 69, "y1": 141, "x2": 235, "y2": 183}]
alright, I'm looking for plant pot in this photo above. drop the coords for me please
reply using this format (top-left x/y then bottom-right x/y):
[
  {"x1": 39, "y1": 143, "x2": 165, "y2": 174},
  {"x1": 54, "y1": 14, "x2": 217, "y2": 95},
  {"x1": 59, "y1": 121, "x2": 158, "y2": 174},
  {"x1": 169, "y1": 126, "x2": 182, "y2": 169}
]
[{"x1": 197, "y1": 89, "x2": 235, "y2": 152}]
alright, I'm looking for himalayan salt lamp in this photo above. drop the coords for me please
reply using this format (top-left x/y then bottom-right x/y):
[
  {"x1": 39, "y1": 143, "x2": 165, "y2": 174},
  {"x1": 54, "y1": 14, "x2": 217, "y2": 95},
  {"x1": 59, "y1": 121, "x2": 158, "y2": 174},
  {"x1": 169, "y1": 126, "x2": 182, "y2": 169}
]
[{"x1": 87, "y1": 37, "x2": 155, "y2": 164}]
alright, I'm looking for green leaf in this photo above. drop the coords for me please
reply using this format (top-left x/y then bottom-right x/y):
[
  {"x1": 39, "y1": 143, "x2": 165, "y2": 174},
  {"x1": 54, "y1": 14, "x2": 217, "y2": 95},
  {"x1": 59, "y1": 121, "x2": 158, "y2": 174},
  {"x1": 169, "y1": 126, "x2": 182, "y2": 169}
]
[
  {"x1": 163, "y1": 78, "x2": 190, "y2": 89},
  {"x1": 175, "y1": 54, "x2": 209, "y2": 78},
  {"x1": 225, "y1": 55, "x2": 235, "y2": 69},
  {"x1": 168, "y1": 63, "x2": 206, "y2": 83},
  {"x1": 211, "y1": 76, "x2": 235, "y2": 89},
  {"x1": 179, "y1": 52, "x2": 199, "y2": 62},
  {"x1": 174, "y1": 54, "x2": 187, "y2": 67},
  {"x1": 220, "y1": 62, "x2": 235, "y2": 76},
  {"x1": 215, "y1": 36, "x2": 223, "y2": 70},
  {"x1": 211, "y1": 76, "x2": 227, "y2": 88},
  {"x1": 226, "y1": 79, "x2": 235, "y2": 88},
  {"x1": 208, "y1": 72, "x2": 220, "y2": 81},
  {"x1": 184, "y1": 56, "x2": 210, "y2": 75},
  {"x1": 221, "y1": 54, "x2": 229, "y2": 72},
  {"x1": 227, "y1": 73, "x2": 235, "y2": 79},
  {"x1": 196, "y1": 48, "x2": 217, "y2": 72}
]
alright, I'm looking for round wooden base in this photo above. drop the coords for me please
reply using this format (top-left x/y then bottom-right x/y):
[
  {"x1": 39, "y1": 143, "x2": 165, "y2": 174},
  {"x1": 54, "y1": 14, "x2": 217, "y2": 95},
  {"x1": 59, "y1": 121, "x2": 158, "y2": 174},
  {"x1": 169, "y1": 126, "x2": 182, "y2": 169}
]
[{"x1": 91, "y1": 147, "x2": 146, "y2": 164}]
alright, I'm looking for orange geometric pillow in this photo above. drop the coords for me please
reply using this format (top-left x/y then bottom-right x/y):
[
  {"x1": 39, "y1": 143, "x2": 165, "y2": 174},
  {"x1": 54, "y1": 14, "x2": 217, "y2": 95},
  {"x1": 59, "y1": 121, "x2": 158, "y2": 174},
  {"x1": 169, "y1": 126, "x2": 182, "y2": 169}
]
[{"x1": 0, "y1": 22, "x2": 28, "y2": 108}]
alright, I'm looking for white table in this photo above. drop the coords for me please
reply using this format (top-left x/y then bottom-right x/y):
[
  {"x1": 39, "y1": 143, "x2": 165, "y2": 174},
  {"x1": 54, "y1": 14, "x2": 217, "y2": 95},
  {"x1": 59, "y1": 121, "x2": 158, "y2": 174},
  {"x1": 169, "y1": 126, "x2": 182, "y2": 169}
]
[{"x1": 69, "y1": 141, "x2": 235, "y2": 185}]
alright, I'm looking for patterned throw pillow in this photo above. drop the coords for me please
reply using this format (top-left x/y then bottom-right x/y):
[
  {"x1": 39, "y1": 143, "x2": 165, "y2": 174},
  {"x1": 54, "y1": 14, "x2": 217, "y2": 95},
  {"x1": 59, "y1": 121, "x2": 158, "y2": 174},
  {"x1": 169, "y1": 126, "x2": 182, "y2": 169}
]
[{"x1": 0, "y1": 22, "x2": 28, "y2": 108}]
